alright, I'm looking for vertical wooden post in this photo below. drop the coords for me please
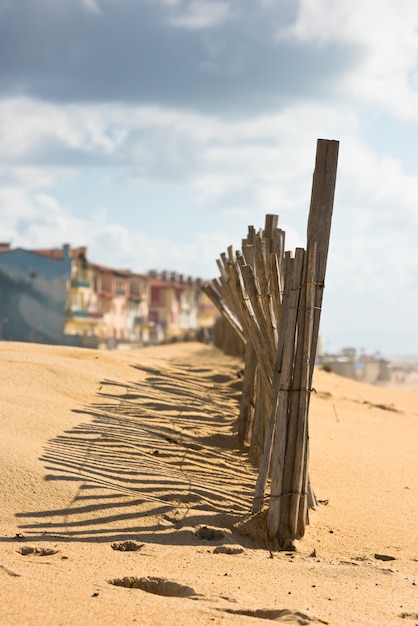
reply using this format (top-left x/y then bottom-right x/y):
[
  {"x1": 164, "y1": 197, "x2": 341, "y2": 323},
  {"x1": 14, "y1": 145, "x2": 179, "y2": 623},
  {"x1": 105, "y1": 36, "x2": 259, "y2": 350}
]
[
  {"x1": 237, "y1": 342, "x2": 257, "y2": 446},
  {"x1": 207, "y1": 138, "x2": 339, "y2": 550},
  {"x1": 287, "y1": 241, "x2": 318, "y2": 539},
  {"x1": 266, "y1": 248, "x2": 305, "y2": 542},
  {"x1": 307, "y1": 139, "x2": 339, "y2": 377},
  {"x1": 268, "y1": 139, "x2": 339, "y2": 546}
]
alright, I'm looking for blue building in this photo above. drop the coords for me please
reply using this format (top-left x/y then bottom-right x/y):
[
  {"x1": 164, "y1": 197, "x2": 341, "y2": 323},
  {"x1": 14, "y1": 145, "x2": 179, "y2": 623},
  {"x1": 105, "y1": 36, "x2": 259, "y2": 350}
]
[{"x1": 0, "y1": 243, "x2": 72, "y2": 344}]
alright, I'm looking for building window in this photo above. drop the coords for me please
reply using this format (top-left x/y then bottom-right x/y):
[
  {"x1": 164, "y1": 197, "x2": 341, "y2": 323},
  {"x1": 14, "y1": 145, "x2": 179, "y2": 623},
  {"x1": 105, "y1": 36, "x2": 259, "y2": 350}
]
[
  {"x1": 115, "y1": 279, "x2": 125, "y2": 295},
  {"x1": 151, "y1": 286, "x2": 163, "y2": 305}
]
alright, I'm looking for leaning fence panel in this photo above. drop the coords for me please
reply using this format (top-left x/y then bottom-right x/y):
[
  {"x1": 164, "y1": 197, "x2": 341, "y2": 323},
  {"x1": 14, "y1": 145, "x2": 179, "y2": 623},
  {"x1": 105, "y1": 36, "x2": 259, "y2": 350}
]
[{"x1": 204, "y1": 138, "x2": 339, "y2": 548}]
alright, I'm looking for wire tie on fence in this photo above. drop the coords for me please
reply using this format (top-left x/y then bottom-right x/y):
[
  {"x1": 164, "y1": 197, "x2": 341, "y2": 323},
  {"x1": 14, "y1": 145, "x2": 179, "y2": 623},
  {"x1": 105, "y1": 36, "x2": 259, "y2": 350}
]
[
  {"x1": 272, "y1": 387, "x2": 316, "y2": 398},
  {"x1": 288, "y1": 304, "x2": 322, "y2": 312},
  {"x1": 269, "y1": 490, "x2": 308, "y2": 500},
  {"x1": 271, "y1": 387, "x2": 316, "y2": 400},
  {"x1": 300, "y1": 280, "x2": 324, "y2": 288},
  {"x1": 282, "y1": 490, "x2": 308, "y2": 497},
  {"x1": 291, "y1": 305, "x2": 322, "y2": 312}
]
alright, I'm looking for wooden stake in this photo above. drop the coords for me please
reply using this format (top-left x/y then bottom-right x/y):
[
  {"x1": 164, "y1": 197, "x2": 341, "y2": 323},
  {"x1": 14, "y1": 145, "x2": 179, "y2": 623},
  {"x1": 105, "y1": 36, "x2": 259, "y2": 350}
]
[
  {"x1": 237, "y1": 342, "x2": 257, "y2": 446},
  {"x1": 266, "y1": 248, "x2": 305, "y2": 542},
  {"x1": 251, "y1": 255, "x2": 294, "y2": 514},
  {"x1": 288, "y1": 242, "x2": 318, "y2": 539},
  {"x1": 307, "y1": 139, "x2": 339, "y2": 377}
]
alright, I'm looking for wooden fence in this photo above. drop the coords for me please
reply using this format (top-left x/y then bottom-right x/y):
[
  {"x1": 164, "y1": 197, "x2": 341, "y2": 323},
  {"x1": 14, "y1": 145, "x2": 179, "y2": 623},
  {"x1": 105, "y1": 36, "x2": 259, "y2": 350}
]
[{"x1": 204, "y1": 139, "x2": 339, "y2": 548}]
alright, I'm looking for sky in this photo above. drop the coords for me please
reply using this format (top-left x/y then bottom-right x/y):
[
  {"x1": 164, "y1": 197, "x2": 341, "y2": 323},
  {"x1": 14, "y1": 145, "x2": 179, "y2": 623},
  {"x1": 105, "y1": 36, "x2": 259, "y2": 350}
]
[{"x1": 1, "y1": 0, "x2": 418, "y2": 357}]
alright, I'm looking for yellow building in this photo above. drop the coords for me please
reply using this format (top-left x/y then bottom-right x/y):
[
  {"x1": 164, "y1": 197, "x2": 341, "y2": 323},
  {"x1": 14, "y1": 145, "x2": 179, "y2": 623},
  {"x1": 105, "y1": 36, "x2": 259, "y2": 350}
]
[
  {"x1": 147, "y1": 272, "x2": 218, "y2": 343},
  {"x1": 65, "y1": 248, "x2": 105, "y2": 346}
]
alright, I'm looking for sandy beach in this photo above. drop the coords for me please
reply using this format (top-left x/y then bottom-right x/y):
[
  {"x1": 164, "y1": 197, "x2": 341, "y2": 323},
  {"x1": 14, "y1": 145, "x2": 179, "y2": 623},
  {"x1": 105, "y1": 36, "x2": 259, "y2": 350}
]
[{"x1": 0, "y1": 341, "x2": 417, "y2": 626}]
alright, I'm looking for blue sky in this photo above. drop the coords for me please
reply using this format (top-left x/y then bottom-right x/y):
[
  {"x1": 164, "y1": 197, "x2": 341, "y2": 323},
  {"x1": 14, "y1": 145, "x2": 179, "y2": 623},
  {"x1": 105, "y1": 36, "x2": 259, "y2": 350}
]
[{"x1": 1, "y1": 0, "x2": 418, "y2": 357}]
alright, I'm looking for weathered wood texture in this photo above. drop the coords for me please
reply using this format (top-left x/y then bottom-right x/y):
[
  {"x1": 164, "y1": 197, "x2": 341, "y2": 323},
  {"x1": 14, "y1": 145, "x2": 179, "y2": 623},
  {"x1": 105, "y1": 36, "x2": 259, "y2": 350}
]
[{"x1": 204, "y1": 139, "x2": 339, "y2": 548}]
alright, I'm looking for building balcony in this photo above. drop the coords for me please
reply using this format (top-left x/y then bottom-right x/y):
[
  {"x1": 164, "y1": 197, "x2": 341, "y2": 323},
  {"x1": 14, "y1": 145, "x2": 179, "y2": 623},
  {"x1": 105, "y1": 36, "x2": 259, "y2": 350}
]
[
  {"x1": 67, "y1": 310, "x2": 103, "y2": 319},
  {"x1": 71, "y1": 278, "x2": 91, "y2": 288},
  {"x1": 89, "y1": 311, "x2": 104, "y2": 319}
]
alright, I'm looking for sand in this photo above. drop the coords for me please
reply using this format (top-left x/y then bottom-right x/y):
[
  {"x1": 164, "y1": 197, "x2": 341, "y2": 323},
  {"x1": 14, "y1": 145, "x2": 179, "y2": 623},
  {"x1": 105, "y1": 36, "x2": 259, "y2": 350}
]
[{"x1": 0, "y1": 341, "x2": 417, "y2": 626}]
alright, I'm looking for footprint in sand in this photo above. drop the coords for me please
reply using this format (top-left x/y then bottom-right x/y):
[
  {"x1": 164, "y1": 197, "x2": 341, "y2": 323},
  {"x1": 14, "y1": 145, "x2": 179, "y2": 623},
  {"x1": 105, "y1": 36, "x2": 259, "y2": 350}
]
[
  {"x1": 108, "y1": 576, "x2": 201, "y2": 598},
  {"x1": 195, "y1": 525, "x2": 225, "y2": 540},
  {"x1": 0, "y1": 564, "x2": 20, "y2": 577},
  {"x1": 218, "y1": 607, "x2": 329, "y2": 624},
  {"x1": 17, "y1": 547, "x2": 59, "y2": 556},
  {"x1": 374, "y1": 553, "x2": 396, "y2": 561},
  {"x1": 111, "y1": 540, "x2": 144, "y2": 552},
  {"x1": 213, "y1": 546, "x2": 244, "y2": 555}
]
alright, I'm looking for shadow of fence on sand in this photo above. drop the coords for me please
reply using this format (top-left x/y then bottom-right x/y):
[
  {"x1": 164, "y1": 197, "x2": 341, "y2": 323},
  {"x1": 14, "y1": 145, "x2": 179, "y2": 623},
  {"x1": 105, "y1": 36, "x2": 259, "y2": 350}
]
[{"x1": 15, "y1": 353, "x2": 259, "y2": 544}]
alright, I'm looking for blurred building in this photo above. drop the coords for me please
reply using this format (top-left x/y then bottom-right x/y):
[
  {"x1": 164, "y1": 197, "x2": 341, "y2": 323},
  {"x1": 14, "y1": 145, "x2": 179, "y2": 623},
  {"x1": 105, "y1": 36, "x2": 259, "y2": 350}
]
[
  {"x1": 0, "y1": 243, "x2": 218, "y2": 348},
  {"x1": 146, "y1": 271, "x2": 217, "y2": 344},
  {"x1": 0, "y1": 243, "x2": 72, "y2": 344},
  {"x1": 317, "y1": 346, "x2": 391, "y2": 384}
]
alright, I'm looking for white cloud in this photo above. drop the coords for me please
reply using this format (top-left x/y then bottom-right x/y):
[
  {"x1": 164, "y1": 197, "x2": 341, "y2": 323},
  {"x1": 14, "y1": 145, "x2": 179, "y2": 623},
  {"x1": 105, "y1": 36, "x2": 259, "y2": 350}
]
[
  {"x1": 0, "y1": 99, "x2": 125, "y2": 159},
  {"x1": 1, "y1": 95, "x2": 416, "y2": 241},
  {"x1": 279, "y1": 0, "x2": 418, "y2": 119},
  {"x1": 0, "y1": 183, "x2": 230, "y2": 279},
  {"x1": 1, "y1": 92, "x2": 418, "y2": 353},
  {"x1": 0, "y1": 191, "x2": 81, "y2": 243},
  {"x1": 154, "y1": 0, "x2": 181, "y2": 5},
  {"x1": 0, "y1": 0, "x2": 11, "y2": 19},
  {"x1": 169, "y1": 0, "x2": 234, "y2": 29},
  {"x1": 1, "y1": 1, "x2": 417, "y2": 354},
  {"x1": 81, "y1": 0, "x2": 101, "y2": 14}
]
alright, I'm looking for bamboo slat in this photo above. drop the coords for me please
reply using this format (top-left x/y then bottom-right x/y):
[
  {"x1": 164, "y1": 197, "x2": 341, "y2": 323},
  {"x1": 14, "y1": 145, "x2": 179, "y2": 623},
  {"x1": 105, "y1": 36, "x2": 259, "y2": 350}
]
[
  {"x1": 205, "y1": 138, "x2": 339, "y2": 550},
  {"x1": 266, "y1": 248, "x2": 305, "y2": 543},
  {"x1": 237, "y1": 342, "x2": 258, "y2": 446}
]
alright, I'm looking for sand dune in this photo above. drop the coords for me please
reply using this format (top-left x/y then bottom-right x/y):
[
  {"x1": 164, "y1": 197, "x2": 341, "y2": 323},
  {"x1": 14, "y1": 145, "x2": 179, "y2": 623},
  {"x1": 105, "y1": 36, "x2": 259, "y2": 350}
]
[{"x1": 0, "y1": 341, "x2": 417, "y2": 625}]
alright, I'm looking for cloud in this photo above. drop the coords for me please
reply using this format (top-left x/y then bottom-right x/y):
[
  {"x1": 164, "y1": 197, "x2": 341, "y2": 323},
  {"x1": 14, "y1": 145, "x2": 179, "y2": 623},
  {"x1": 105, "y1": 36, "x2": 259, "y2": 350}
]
[
  {"x1": 0, "y1": 92, "x2": 414, "y2": 212},
  {"x1": 2, "y1": 94, "x2": 416, "y2": 265},
  {"x1": 280, "y1": 0, "x2": 418, "y2": 119},
  {"x1": 0, "y1": 0, "x2": 357, "y2": 115},
  {"x1": 1, "y1": 0, "x2": 417, "y2": 119},
  {"x1": 169, "y1": 1, "x2": 235, "y2": 30},
  {"x1": 3, "y1": 95, "x2": 416, "y2": 247},
  {"x1": 81, "y1": 0, "x2": 101, "y2": 15},
  {"x1": 0, "y1": 184, "x2": 231, "y2": 279},
  {"x1": 1, "y1": 1, "x2": 418, "y2": 354}
]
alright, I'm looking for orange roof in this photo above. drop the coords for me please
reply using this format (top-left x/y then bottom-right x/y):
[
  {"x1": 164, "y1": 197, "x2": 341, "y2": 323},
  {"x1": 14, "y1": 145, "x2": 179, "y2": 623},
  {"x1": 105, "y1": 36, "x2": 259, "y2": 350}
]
[{"x1": 30, "y1": 246, "x2": 87, "y2": 260}]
